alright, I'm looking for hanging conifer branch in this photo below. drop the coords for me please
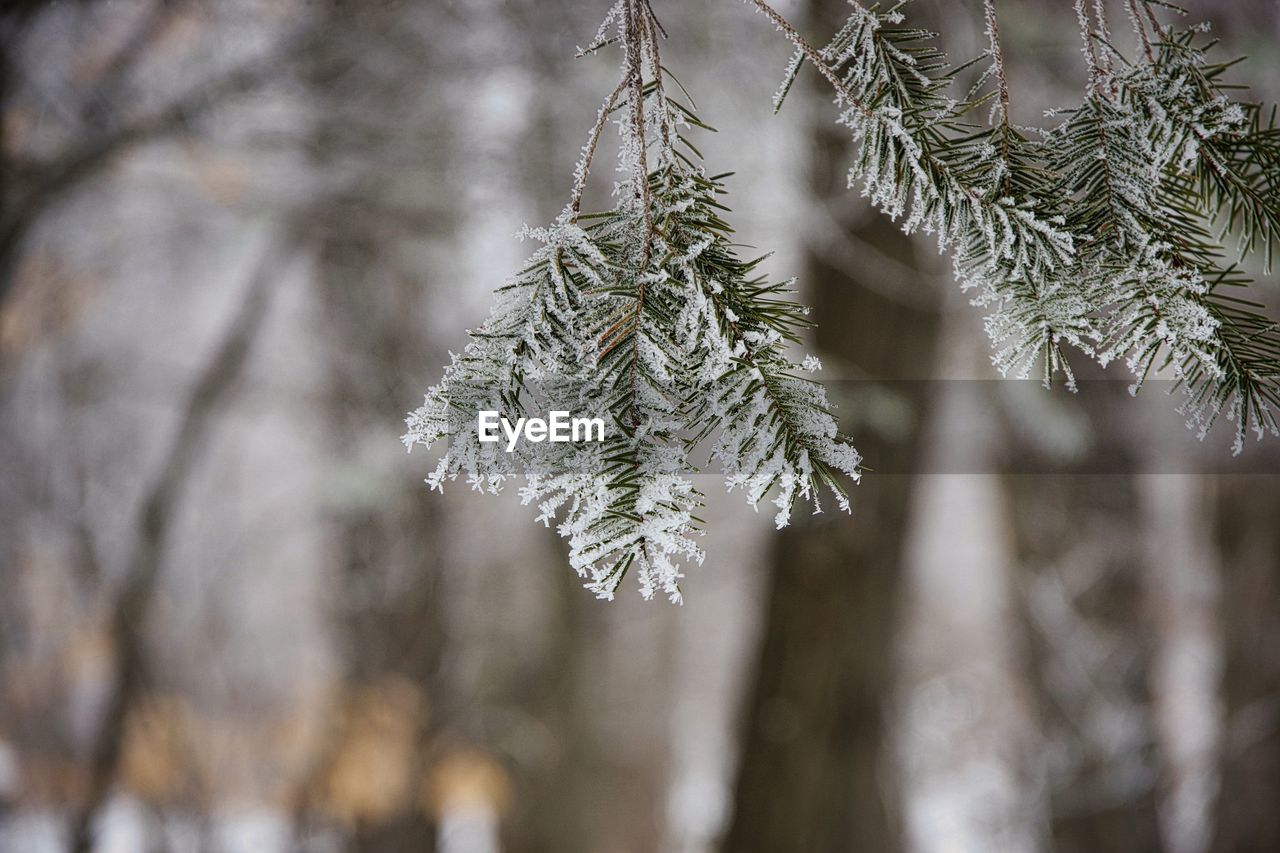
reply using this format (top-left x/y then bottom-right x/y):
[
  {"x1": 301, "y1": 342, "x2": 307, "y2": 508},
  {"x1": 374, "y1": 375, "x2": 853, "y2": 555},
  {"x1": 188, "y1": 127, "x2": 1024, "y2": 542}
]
[
  {"x1": 406, "y1": 0, "x2": 1280, "y2": 602},
  {"x1": 1051, "y1": 1, "x2": 1280, "y2": 448},
  {"x1": 405, "y1": 0, "x2": 859, "y2": 601},
  {"x1": 747, "y1": 0, "x2": 1280, "y2": 451},
  {"x1": 749, "y1": 0, "x2": 1089, "y2": 386}
]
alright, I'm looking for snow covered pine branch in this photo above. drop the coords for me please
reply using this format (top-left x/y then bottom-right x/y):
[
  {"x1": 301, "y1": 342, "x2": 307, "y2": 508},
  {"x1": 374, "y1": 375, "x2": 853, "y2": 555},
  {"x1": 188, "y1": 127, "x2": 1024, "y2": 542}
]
[
  {"x1": 751, "y1": 0, "x2": 1280, "y2": 452},
  {"x1": 404, "y1": 0, "x2": 859, "y2": 602},
  {"x1": 406, "y1": 0, "x2": 1280, "y2": 600}
]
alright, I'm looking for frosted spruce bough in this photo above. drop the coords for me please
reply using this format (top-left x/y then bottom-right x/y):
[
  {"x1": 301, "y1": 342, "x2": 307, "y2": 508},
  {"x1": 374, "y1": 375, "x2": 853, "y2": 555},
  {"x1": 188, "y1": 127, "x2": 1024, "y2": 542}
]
[
  {"x1": 404, "y1": 0, "x2": 859, "y2": 602},
  {"x1": 754, "y1": 0, "x2": 1280, "y2": 452},
  {"x1": 407, "y1": 0, "x2": 1280, "y2": 599}
]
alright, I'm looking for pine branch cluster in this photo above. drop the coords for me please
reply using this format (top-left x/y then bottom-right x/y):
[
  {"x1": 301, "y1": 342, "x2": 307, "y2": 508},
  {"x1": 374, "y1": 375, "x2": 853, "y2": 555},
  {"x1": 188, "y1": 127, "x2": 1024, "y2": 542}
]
[
  {"x1": 406, "y1": 0, "x2": 1280, "y2": 601},
  {"x1": 755, "y1": 0, "x2": 1280, "y2": 452},
  {"x1": 405, "y1": 0, "x2": 858, "y2": 601}
]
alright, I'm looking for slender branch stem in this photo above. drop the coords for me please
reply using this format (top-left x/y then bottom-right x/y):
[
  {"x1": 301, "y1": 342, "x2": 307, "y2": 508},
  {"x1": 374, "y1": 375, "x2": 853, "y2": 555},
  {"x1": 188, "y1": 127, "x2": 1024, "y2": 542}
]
[
  {"x1": 641, "y1": 0, "x2": 668, "y2": 39},
  {"x1": 1124, "y1": 0, "x2": 1155, "y2": 62},
  {"x1": 568, "y1": 0, "x2": 669, "y2": 222},
  {"x1": 639, "y1": 1, "x2": 672, "y2": 156},
  {"x1": 982, "y1": 0, "x2": 1011, "y2": 124},
  {"x1": 569, "y1": 75, "x2": 628, "y2": 218},
  {"x1": 1142, "y1": 1, "x2": 1164, "y2": 41},
  {"x1": 1075, "y1": 0, "x2": 1102, "y2": 95},
  {"x1": 1092, "y1": 0, "x2": 1114, "y2": 76},
  {"x1": 622, "y1": 0, "x2": 652, "y2": 426},
  {"x1": 623, "y1": 0, "x2": 654, "y2": 265},
  {"x1": 746, "y1": 0, "x2": 874, "y2": 120}
]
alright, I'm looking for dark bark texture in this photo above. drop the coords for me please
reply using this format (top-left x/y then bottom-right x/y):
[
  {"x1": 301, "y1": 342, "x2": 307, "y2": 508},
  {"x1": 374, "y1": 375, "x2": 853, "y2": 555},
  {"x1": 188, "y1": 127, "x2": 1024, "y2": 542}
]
[{"x1": 722, "y1": 0, "x2": 943, "y2": 845}]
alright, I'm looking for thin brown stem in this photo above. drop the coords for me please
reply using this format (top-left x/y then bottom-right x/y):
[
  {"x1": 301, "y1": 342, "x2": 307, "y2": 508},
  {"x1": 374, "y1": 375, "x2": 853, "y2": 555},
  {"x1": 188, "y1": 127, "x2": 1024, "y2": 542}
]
[
  {"x1": 1075, "y1": 0, "x2": 1102, "y2": 95},
  {"x1": 982, "y1": 0, "x2": 1011, "y2": 125},
  {"x1": 622, "y1": 0, "x2": 652, "y2": 427},
  {"x1": 568, "y1": 0, "x2": 669, "y2": 222},
  {"x1": 623, "y1": 0, "x2": 654, "y2": 265},
  {"x1": 1093, "y1": 0, "x2": 1114, "y2": 77},
  {"x1": 569, "y1": 74, "x2": 628, "y2": 218},
  {"x1": 983, "y1": 0, "x2": 1016, "y2": 199},
  {"x1": 1142, "y1": 1, "x2": 1163, "y2": 41},
  {"x1": 1124, "y1": 0, "x2": 1155, "y2": 62},
  {"x1": 639, "y1": 1, "x2": 671, "y2": 156},
  {"x1": 746, "y1": 0, "x2": 874, "y2": 120},
  {"x1": 641, "y1": 0, "x2": 667, "y2": 39}
]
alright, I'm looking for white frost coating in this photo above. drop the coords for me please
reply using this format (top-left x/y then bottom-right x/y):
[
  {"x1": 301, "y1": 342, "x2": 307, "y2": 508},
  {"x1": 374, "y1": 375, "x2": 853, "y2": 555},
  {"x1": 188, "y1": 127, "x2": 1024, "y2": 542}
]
[
  {"x1": 756, "y1": 0, "x2": 1279, "y2": 449},
  {"x1": 405, "y1": 26, "x2": 859, "y2": 601}
]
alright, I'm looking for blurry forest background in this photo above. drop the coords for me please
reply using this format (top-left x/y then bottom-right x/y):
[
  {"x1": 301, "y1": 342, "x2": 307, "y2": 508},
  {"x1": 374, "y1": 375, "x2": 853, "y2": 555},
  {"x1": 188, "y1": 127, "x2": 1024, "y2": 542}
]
[{"x1": 2, "y1": 0, "x2": 1280, "y2": 851}]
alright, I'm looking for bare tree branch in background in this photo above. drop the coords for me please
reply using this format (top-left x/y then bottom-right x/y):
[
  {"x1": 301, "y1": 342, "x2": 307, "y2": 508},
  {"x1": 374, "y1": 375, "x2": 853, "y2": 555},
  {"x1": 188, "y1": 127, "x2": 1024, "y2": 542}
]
[
  {"x1": 67, "y1": 231, "x2": 292, "y2": 852},
  {"x1": 0, "y1": 3, "x2": 301, "y2": 309}
]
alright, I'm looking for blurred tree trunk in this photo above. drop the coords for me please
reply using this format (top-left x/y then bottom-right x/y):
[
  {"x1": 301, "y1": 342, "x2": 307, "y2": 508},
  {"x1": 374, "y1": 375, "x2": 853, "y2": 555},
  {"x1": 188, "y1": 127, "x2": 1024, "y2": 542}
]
[
  {"x1": 1211, "y1": 476, "x2": 1280, "y2": 853},
  {"x1": 722, "y1": 176, "x2": 939, "y2": 853},
  {"x1": 292, "y1": 8, "x2": 448, "y2": 850},
  {"x1": 68, "y1": 233, "x2": 285, "y2": 852},
  {"x1": 308, "y1": 229, "x2": 447, "y2": 852},
  {"x1": 723, "y1": 0, "x2": 942, "y2": 844},
  {"x1": 1001, "y1": 390, "x2": 1164, "y2": 852},
  {"x1": 502, "y1": 536, "x2": 598, "y2": 853}
]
